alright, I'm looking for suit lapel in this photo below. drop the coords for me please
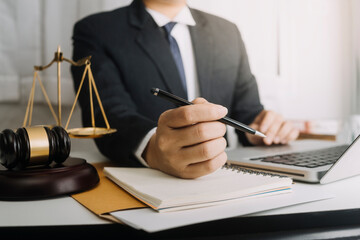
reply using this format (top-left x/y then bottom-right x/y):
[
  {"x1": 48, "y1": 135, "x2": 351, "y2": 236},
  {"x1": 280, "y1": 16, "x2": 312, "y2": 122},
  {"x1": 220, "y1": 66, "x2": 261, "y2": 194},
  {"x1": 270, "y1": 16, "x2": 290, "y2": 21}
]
[
  {"x1": 128, "y1": 0, "x2": 187, "y2": 99},
  {"x1": 189, "y1": 9, "x2": 213, "y2": 100}
]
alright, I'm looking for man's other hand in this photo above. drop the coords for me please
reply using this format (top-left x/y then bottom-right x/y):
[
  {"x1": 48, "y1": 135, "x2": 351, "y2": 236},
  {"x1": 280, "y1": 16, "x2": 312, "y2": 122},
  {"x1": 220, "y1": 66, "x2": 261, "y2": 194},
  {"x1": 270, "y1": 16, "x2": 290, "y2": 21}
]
[
  {"x1": 246, "y1": 110, "x2": 299, "y2": 146},
  {"x1": 144, "y1": 98, "x2": 228, "y2": 179}
]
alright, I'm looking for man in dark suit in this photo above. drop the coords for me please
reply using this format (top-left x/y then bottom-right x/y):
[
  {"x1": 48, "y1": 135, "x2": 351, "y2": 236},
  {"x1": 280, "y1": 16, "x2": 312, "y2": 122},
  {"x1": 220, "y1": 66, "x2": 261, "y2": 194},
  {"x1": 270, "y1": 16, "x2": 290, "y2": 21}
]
[{"x1": 71, "y1": 0, "x2": 299, "y2": 178}]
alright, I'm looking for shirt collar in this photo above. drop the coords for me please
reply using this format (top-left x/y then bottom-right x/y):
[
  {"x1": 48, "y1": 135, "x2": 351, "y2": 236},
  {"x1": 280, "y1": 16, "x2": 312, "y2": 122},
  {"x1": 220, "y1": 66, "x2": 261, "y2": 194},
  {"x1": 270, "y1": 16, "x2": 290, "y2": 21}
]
[{"x1": 146, "y1": 6, "x2": 196, "y2": 27}]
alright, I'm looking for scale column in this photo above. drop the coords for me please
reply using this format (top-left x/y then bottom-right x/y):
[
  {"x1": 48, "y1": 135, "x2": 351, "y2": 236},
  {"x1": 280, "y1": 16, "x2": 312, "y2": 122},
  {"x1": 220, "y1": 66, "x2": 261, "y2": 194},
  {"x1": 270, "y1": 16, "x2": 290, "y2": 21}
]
[{"x1": 56, "y1": 46, "x2": 62, "y2": 126}]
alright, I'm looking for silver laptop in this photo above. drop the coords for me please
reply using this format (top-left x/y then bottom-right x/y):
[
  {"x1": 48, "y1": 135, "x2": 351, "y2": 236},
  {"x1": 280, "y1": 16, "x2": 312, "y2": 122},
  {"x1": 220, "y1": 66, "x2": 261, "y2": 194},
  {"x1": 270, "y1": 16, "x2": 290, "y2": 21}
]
[{"x1": 226, "y1": 135, "x2": 360, "y2": 184}]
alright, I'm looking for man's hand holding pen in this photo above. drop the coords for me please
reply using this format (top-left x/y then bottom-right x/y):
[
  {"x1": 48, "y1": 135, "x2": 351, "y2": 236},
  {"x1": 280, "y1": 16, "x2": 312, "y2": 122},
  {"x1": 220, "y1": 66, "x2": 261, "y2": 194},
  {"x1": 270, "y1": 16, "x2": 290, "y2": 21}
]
[{"x1": 143, "y1": 98, "x2": 228, "y2": 179}]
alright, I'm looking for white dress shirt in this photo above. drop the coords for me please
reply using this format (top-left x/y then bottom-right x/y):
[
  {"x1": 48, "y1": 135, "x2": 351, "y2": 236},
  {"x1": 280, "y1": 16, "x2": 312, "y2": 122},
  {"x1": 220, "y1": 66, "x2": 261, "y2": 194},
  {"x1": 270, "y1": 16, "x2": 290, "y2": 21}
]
[{"x1": 134, "y1": 6, "x2": 199, "y2": 167}]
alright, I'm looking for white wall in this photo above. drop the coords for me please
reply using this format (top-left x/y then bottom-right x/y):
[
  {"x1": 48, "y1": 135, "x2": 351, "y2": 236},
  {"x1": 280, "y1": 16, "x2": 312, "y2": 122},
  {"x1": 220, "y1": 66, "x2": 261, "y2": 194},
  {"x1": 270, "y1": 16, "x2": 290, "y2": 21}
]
[
  {"x1": 351, "y1": 0, "x2": 360, "y2": 114},
  {"x1": 189, "y1": 0, "x2": 355, "y2": 122},
  {"x1": 278, "y1": 0, "x2": 353, "y2": 121}
]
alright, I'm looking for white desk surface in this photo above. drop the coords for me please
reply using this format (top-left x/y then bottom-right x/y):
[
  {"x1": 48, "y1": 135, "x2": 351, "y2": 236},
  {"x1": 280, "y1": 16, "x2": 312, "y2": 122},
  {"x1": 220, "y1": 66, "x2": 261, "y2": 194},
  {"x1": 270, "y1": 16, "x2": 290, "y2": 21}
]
[{"x1": 1, "y1": 140, "x2": 359, "y2": 227}]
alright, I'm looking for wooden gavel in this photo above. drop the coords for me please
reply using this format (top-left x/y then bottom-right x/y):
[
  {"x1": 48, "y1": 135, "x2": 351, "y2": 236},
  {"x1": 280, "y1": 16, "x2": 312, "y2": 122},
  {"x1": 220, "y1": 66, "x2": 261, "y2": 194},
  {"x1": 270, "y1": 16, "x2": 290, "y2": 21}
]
[{"x1": 0, "y1": 126, "x2": 71, "y2": 170}]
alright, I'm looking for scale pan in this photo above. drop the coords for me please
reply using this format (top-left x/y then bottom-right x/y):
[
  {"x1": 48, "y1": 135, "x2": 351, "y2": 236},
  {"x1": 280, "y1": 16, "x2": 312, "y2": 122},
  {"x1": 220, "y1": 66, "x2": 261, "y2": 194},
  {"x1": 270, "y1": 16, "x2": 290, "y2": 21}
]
[{"x1": 67, "y1": 127, "x2": 117, "y2": 138}]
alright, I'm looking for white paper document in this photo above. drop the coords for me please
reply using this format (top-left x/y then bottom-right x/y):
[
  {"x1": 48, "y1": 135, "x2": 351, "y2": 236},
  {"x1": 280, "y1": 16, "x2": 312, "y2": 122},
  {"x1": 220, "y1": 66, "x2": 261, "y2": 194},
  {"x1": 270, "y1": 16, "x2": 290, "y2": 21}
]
[{"x1": 110, "y1": 184, "x2": 334, "y2": 232}]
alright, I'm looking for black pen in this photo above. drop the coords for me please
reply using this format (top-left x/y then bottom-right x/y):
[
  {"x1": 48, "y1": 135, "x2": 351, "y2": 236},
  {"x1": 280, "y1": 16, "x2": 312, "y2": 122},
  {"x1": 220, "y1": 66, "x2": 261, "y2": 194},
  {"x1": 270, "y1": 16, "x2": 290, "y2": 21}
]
[{"x1": 151, "y1": 88, "x2": 266, "y2": 138}]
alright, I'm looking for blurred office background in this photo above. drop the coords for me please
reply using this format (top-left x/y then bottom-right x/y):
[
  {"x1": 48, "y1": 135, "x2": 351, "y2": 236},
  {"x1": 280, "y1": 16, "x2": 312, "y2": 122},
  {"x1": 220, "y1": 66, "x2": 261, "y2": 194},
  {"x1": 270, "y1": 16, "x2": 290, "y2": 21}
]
[{"x1": 0, "y1": 0, "x2": 359, "y2": 143}]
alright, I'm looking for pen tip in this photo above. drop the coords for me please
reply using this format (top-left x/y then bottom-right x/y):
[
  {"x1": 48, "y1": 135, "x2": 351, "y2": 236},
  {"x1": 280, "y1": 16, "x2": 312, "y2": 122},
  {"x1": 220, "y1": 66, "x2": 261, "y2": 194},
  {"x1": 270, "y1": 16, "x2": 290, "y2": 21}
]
[
  {"x1": 255, "y1": 131, "x2": 267, "y2": 138},
  {"x1": 151, "y1": 88, "x2": 159, "y2": 95}
]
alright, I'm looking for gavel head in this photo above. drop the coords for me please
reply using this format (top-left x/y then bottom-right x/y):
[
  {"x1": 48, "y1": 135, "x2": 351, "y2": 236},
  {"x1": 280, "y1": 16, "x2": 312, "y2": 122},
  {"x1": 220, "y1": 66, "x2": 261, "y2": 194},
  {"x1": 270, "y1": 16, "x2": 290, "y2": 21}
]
[{"x1": 0, "y1": 126, "x2": 71, "y2": 170}]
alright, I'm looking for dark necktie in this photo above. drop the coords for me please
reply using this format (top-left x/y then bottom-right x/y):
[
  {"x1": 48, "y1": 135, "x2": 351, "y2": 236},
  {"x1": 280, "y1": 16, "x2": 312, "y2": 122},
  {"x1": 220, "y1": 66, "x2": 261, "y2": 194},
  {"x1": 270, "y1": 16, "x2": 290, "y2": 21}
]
[{"x1": 163, "y1": 22, "x2": 187, "y2": 96}]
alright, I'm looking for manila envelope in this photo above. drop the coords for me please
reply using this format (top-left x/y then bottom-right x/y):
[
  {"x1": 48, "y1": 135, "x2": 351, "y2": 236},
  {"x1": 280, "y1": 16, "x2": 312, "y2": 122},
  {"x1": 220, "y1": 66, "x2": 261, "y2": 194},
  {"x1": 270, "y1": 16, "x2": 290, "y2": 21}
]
[{"x1": 71, "y1": 162, "x2": 147, "y2": 223}]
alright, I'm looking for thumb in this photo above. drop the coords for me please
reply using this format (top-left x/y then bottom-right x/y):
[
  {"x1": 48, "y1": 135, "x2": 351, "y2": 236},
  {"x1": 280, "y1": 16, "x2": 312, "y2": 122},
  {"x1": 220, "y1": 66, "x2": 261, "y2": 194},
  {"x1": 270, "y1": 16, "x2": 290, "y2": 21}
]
[
  {"x1": 252, "y1": 110, "x2": 266, "y2": 124},
  {"x1": 249, "y1": 122, "x2": 260, "y2": 131}
]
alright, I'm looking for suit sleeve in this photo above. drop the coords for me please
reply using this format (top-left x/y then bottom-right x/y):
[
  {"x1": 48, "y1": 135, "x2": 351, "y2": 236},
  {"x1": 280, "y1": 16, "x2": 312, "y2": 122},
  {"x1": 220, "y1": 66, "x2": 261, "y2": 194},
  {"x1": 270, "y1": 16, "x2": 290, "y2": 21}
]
[
  {"x1": 229, "y1": 25, "x2": 264, "y2": 146},
  {"x1": 71, "y1": 19, "x2": 157, "y2": 167}
]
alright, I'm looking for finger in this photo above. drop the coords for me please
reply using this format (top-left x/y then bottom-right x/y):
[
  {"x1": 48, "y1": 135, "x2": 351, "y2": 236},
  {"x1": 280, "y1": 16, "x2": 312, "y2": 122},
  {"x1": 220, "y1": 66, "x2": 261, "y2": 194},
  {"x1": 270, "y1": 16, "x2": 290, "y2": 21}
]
[
  {"x1": 258, "y1": 111, "x2": 277, "y2": 133},
  {"x1": 263, "y1": 116, "x2": 283, "y2": 145},
  {"x1": 174, "y1": 121, "x2": 227, "y2": 147},
  {"x1": 159, "y1": 103, "x2": 228, "y2": 128},
  {"x1": 182, "y1": 152, "x2": 228, "y2": 179},
  {"x1": 284, "y1": 128, "x2": 300, "y2": 143},
  {"x1": 192, "y1": 97, "x2": 208, "y2": 104},
  {"x1": 276, "y1": 122, "x2": 295, "y2": 144},
  {"x1": 179, "y1": 137, "x2": 227, "y2": 165}
]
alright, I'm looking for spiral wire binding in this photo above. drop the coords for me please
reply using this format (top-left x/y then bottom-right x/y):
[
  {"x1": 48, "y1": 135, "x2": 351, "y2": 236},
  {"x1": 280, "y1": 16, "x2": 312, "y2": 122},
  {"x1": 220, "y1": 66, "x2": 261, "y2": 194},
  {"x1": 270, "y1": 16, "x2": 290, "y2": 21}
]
[{"x1": 222, "y1": 164, "x2": 289, "y2": 178}]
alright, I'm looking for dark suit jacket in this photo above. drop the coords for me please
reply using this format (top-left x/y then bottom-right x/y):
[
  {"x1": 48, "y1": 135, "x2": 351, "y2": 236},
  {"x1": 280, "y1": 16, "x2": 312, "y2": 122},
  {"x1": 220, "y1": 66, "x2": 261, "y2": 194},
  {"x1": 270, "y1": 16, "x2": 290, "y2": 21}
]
[{"x1": 71, "y1": 0, "x2": 264, "y2": 167}]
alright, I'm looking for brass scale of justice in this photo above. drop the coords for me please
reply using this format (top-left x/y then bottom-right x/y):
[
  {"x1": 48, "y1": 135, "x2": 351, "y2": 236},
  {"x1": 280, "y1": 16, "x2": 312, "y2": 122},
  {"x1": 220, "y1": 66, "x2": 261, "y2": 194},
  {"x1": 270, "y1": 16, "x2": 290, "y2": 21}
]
[
  {"x1": 23, "y1": 46, "x2": 117, "y2": 138},
  {"x1": 0, "y1": 46, "x2": 116, "y2": 200}
]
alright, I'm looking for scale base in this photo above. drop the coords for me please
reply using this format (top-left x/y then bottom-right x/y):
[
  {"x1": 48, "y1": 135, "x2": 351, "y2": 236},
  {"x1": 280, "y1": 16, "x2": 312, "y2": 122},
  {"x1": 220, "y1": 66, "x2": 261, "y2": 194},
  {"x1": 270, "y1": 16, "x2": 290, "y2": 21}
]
[{"x1": 0, "y1": 157, "x2": 99, "y2": 201}]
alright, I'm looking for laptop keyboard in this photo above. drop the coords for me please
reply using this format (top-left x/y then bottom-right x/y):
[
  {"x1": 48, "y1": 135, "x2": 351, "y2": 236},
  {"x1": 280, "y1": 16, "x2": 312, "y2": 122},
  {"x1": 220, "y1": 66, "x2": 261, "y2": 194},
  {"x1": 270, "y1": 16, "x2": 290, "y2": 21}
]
[{"x1": 249, "y1": 145, "x2": 349, "y2": 168}]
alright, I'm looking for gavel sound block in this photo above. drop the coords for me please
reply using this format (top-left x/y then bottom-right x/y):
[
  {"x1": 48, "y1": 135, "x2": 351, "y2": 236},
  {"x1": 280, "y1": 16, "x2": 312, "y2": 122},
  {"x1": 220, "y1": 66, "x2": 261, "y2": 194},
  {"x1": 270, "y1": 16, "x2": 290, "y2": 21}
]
[{"x1": 0, "y1": 126, "x2": 99, "y2": 200}]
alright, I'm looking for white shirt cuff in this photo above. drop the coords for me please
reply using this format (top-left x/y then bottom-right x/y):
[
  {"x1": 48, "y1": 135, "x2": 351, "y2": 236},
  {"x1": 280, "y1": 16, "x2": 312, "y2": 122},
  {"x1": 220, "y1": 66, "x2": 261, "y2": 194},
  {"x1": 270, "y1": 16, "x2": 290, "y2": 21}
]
[{"x1": 134, "y1": 127, "x2": 157, "y2": 167}]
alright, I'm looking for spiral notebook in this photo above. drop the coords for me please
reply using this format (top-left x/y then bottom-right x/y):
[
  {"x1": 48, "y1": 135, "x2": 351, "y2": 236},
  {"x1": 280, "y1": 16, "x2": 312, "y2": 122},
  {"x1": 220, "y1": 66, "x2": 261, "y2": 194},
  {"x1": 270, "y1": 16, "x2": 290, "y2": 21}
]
[{"x1": 104, "y1": 165, "x2": 293, "y2": 213}]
